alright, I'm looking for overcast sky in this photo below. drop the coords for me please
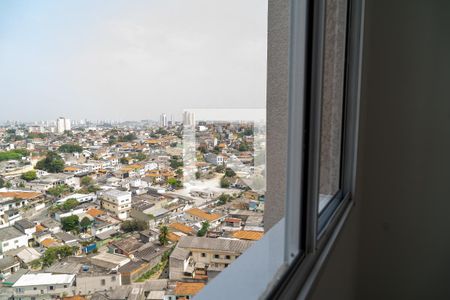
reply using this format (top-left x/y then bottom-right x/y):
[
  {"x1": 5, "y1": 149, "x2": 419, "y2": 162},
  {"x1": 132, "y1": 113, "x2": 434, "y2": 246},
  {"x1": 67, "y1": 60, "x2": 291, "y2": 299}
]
[{"x1": 0, "y1": 0, "x2": 267, "y2": 122}]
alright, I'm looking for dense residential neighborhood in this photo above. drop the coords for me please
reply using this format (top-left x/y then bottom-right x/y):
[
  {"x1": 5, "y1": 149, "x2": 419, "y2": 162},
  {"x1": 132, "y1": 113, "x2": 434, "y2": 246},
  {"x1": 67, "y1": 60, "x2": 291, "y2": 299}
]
[{"x1": 0, "y1": 116, "x2": 265, "y2": 299}]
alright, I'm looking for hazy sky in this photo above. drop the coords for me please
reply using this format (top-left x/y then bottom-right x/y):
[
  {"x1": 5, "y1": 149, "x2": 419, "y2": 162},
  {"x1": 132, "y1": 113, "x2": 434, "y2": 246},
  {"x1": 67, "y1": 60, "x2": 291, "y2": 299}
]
[{"x1": 0, "y1": 0, "x2": 267, "y2": 122}]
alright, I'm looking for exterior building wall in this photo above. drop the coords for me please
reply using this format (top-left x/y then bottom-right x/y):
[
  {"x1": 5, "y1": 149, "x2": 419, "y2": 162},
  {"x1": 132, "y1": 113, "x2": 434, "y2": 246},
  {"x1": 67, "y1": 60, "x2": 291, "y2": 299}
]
[
  {"x1": 1, "y1": 234, "x2": 28, "y2": 253},
  {"x1": 75, "y1": 274, "x2": 121, "y2": 294}
]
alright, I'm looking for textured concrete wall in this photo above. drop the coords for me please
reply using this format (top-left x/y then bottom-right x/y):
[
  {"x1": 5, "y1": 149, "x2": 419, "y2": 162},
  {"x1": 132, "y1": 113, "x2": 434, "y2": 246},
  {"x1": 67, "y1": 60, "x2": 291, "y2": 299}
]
[{"x1": 265, "y1": 0, "x2": 290, "y2": 231}]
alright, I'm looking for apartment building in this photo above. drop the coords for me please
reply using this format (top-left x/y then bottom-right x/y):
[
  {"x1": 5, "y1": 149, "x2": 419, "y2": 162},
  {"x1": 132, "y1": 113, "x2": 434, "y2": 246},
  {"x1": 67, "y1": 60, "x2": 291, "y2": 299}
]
[
  {"x1": 101, "y1": 189, "x2": 131, "y2": 220},
  {"x1": 169, "y1": 236, "x2": 252, "y2": 280}
]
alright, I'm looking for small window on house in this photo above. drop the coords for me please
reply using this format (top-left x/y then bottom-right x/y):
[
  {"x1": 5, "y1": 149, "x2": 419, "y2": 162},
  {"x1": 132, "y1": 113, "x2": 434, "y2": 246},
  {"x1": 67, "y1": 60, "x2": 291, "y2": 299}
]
[
  {"x1": 225, "y1": 255, "x2": 231, "y2": 260},
  {"x1": 214, "y1": 254, "x2": 220, "y2": 259},
  {"x1": 64, "y1": 285, "x2": 67, "y2": 288},
  {"x1": 33, "y1": 287, "x2": 37, "y2": 290},
  {"x1": 101, "y1": 279, "x2": 106, "y2": 286},
  {"x1": 201, "y1": 253, "x2": 206, "y2": 257},
  {"x1": 111, "y1": 276, "x2": 116, "y2": 281},
  {"x1": 49, "y1": 286, "x2": 54, "y2": 290}
]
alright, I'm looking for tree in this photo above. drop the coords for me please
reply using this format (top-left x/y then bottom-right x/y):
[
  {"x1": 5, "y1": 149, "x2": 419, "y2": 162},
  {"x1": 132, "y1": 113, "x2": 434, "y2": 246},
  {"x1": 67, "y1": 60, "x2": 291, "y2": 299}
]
[
  {"x1": 215, "y1": 165, "x2": 225, "y2": 173},
  {"x1": 0, "y1": 149, "x2": 29, "y2": 162},
  {"x1": 195, "y1": 172, "x2": 201, "y2": 179},
  {"x1": 62, "y1": 198, "x2": 79, "y2": 211},
  {"x1": 224, "y1": 168, "x2": 236, "y2": 177},
  {"x1": 0, "y1": 177, "x2": 4, "y2": 188},
  {"x1": 220, "y1": 176, "x2": 230, "y2": 188},
  {"x1": 80, "y1": 217, "x2": 92, "y2": 231},
  {"x1": 108, "y1": 136, "x2": 117, "y2": 146},
  {"x1": 58, "y1": 144, "x2": 83, "y2": 153},
  {"x1": 120, "y1": 220, "x2": 148, "y2": 233},
  {"x1": 21, "y1": 170, "x2": 37, "y2": 182},
  {"x1": 120, "y1": 157, "x2": 129, "y2": 165},
  {"x1": 197, "y1": 221, "x2": 210, "y2": 237},
  {"x1": 61, "y1": 215, "x2": 79, "y2": 232},
  {"x1": 41, "y1": 245, "x2": 77, "y2": 267},
  {"x1": 81, "y1": 176, "x2": 93, "y2": 186},
  {"x1": 159, "y1": 225, "x2": 169, "y2": 245},
  {"x1": 238, "y1": 143, "x2": 249, "y2": 152},
  {"x1": 36, "y1": 151, "x2": 65, "y2": 173},
  {"x1": 47, "y1": 184, "x2": 71, "y2": 197},
  {"x1": 132, "y1": 152, "x2": 147, "y2": 161},
  {"x1": 217, "y1": 193, "x2": 231, "y2": 206},
  {"x1": 167, "y1": 178, "x2": 183, "y2": 189},
  {"x1": 119, "y1": 133, "x2": 137, "y2": 142}
]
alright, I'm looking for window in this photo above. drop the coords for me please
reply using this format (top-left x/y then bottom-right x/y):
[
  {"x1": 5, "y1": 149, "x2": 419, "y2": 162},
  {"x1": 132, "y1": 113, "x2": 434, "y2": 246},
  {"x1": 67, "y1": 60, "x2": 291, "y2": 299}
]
[
  {"x1": 225, "y1": 255, "x2": 231, "y2": 260},
  {"x1": 201, "y1": 253, "x2": 206, "y2": 258},
  {"x1": 101, "y1": 279, "x2": 106, "y2": 286},
  {"x1": 49, "y1": 286, "x2": 54, "y2": 290},
  {"x1": 63, "y1": 285, "x2": 67, "y2": 288},
  {"x1": 214, "y1": 254, "x2": 220, "y2": 259},
  {"x1": 111, "y1": 276, "x2": 116, "y2": 282}
]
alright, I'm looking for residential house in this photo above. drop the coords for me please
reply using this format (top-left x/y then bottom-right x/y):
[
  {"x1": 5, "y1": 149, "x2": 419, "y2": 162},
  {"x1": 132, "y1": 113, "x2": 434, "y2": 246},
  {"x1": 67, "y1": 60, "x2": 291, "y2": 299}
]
[
  {"x1": 0, "y1": 226, "x2": 28, "y2": 253},
  {"x1": 12, "y1": 273, "x2": 76, "y2": 299}
]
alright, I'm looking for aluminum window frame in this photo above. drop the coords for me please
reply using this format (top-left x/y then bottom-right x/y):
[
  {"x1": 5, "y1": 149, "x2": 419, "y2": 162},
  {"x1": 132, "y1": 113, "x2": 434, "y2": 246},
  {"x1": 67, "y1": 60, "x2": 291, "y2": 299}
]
[{"x1": 269, "y1": 0, "x2": 364, "y2": 298}]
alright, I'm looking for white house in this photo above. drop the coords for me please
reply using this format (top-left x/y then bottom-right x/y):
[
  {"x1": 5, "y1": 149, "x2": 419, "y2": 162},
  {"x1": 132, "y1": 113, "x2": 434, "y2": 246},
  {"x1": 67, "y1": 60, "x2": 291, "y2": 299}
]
[
  {"x1": 0, "y1": 226, "x2": 28, "y2": 254},
  {"x1": 12, "y1": 273, "x2": 76, "y2": 299}
]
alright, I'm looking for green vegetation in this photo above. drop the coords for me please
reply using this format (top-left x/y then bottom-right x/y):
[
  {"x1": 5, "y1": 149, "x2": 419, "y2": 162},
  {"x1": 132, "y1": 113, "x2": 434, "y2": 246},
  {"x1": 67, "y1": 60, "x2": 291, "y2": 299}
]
[
  {"x1": 108, "y1": 136, "x2": 117, "y2": 145},
  {"x1": 62, "y1": 198, "x2": 79, "y2": 211},
  {"x1": 120, "y1": 219, "x2": 148, "y2": 233},
  {"x1": 238, "y1": 142, "x2": 249, "y2": 152},
  {"x1": 131, "y1": 152, "x2": 147, "y2": 161},
  {"x1": 167, "y1": 178, "x2": 183, "y2": 189},
  {"x1": 217, "y1": 193, "x2": 231, "y2": 206},
  {"x1": 38, "y1": 245, "x2": 79, "y2": 268},
  {"x1": 195, "y1": 171, "x2": 201, "y2": 179},
  {"x1": 59, "y1": 144, "x2": 83, "y2": 153},
  {"x1": 120, "y1": 157, "x2": 129, "y2": 165},
  {"x1": 79, "y1": 176, "x2": 100, "y2": 193},
  {"x1": 0, "y1": 177, "x2": 4, "y2": 188},
  {"x1": 61, "y1": 215, "x2": 80, "y2": 232},
  {"x1": 21, "y1": 170, "x2": 37, "y2": 182},
  {"x1": 47, "y1": 184, "x2": 71, "y2": 197},
  {"x1": 197, "y1": 221, "x2": 210, "y2": 237},
  {"x1": 159, "y1": 225, "x2": 169, "y2": 246},
  {"x1": 36, "y1": 151, "x2": 65, "y2": 173},
  {"x1": 134, "y1": 248, "x2": 173, "y2": 282},
  {"x1": 224, "y1": 168, "x2": 236, "y2": 177},
  {"x1": 220, "y1": 176, "x2": 231, "y2": 188},
  {"x1": 215, "y1": 165, "x2": 225, "y2": 173},
  {"x1": 0, "y1": 149, "x2": 29, "y2": 162},
  {"x1": 27, "y1": 132, "x2": 47, "y2": 139},
  {"x1": 119, "y1": 133, "x2": 137, "y2": 142},
  {"x1": 80, "y1": 217, "x2": 92, "y2": 232},
  {"x1": 170, "y1": 157, "x2": 183, "y2": 169}
]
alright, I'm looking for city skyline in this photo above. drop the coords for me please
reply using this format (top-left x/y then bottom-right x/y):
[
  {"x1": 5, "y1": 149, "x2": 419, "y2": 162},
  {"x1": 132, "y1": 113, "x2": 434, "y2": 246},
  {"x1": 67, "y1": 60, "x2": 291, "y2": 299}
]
[{"x1": 0, "y1": 0, "x2": 267, "y2": 122}]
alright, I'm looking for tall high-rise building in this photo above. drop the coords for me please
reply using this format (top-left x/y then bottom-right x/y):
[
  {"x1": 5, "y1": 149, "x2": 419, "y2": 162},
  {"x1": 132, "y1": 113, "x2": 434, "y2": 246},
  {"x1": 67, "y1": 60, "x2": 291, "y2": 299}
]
[
  {"x1": 56, "y1": 117, "x2": 71, "y2": 134},
  {"x1": 183, "y1": 111, "x2": 196, "y2": 127},
  {"x1": 160, "y1": 113, "x2": 168, "y2": 127}
]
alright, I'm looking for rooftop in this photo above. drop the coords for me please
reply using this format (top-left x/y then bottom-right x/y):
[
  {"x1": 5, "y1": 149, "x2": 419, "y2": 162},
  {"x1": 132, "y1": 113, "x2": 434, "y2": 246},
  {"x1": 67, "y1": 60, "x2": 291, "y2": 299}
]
[
  {"x1": 185, "y1": 208, "x2": 222, "y2": 222},
  {"x1": 178, "y1": 236, "x2": 253, "y2": 254},
  {"x1": 13, "y1": 273, "x2": 75, "y2": 287},
  {"x1": 0, "y1": 226, "x2": 25, "y2": 241},
  {"x1": 103, "y1": 189, "x2": 131, "y2": 198},
  {"x1": 232, "y1": 230, "x2": 264, "y2": 241},
  {"x1": 169, "y1": 222, "x2": 194, "y2": 235},
  {"x1": 174, "y1": 282, "x2": 205, "y2": 296}
]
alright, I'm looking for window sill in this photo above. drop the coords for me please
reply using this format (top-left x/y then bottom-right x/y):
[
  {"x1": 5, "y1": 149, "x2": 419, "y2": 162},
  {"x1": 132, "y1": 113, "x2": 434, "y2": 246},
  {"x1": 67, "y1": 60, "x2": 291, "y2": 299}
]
[{"x1": 195, "y1": 218, "x2": 285, "y2": 300}]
